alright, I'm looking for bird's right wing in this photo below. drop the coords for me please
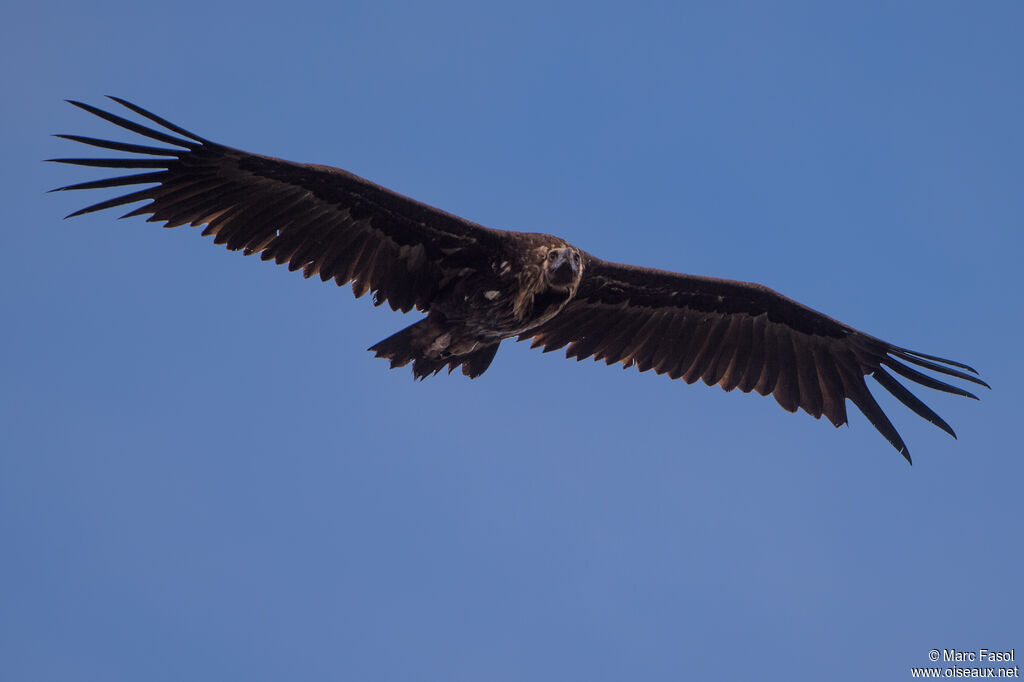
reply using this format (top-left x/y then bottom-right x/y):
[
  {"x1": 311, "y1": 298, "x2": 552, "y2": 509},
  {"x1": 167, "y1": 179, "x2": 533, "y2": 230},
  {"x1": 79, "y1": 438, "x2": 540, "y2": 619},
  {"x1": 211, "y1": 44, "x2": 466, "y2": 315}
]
[{"x1": 50, "y1": 97, "x2": 506, "y2": 313}]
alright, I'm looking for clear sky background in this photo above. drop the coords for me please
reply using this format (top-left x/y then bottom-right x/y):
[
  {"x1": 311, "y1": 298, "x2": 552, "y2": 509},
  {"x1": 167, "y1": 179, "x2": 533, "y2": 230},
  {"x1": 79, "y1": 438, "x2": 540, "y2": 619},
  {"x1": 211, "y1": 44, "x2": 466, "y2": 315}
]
[{"x1": 2, "y1": 1, "x2": 1022, "y2": 680}]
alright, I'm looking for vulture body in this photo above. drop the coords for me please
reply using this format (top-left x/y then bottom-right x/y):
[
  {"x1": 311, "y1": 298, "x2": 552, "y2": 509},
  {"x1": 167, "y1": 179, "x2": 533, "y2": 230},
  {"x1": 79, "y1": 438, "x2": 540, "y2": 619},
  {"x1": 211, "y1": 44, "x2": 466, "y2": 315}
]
[{"x1": 51, "y1": 98, "x2": 988, "y2": 462}]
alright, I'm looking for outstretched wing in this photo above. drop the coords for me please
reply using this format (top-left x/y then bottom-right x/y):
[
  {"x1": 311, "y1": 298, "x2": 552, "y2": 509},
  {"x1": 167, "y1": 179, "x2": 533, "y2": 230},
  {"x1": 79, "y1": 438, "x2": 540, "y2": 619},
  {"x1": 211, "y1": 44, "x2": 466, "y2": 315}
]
[
  {"x1": 50, "y1": 97, "x2": 505, "y2": 313},
  {"x1": 521, "y1": 256, "x2": 988, "y2": 462}
]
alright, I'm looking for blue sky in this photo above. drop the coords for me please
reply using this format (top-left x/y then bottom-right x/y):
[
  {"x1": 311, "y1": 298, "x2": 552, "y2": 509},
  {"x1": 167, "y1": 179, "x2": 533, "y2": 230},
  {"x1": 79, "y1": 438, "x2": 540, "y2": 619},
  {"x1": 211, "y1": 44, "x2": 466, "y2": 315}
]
[{"x1": 3, "y1": 1, "x2": 1022, "y2": 680}]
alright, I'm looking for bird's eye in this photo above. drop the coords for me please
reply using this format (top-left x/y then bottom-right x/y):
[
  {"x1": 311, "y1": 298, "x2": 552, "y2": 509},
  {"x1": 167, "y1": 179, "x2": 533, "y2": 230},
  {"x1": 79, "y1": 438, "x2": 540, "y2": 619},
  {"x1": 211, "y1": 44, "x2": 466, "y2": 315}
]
[
  {"x1": 548, "y1": 251, "x2": 559, "y2": 261},
  {"x1": 573, "y1": 252, "x2": 580, "y2": 263}
]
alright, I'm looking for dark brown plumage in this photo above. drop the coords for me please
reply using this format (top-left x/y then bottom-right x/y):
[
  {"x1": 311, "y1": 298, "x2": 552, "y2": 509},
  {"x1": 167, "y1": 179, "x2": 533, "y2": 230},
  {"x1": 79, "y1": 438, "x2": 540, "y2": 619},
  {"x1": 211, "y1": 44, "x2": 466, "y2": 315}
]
[{"x1": 50, "y1": 97, "x2": 988, "y2": 462}]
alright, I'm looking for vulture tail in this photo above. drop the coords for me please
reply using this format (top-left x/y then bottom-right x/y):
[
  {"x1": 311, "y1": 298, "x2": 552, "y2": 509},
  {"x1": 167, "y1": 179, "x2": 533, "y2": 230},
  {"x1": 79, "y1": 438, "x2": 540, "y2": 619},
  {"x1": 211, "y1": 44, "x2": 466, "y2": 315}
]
[{"x1": 369, "y1": 320, "x2": 499, "y2": 380}]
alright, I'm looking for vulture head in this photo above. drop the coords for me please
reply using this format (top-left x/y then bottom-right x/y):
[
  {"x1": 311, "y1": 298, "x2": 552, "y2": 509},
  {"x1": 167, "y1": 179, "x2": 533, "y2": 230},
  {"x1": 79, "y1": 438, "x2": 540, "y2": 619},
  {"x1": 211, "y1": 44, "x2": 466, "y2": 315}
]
[{"x1": 543, "y1": 246, "x2": 584, "y2": 292}]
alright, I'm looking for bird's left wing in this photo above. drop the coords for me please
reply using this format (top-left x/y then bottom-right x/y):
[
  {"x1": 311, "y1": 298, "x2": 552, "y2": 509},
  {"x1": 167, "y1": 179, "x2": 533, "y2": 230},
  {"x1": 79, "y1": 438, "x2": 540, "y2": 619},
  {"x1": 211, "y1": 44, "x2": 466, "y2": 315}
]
[
  {"x1": 50, "y1": 97, "x2": 505, "y2": 314},
  {"x1": 520, "y1": 256, "x2": 987, "y2": 461}
]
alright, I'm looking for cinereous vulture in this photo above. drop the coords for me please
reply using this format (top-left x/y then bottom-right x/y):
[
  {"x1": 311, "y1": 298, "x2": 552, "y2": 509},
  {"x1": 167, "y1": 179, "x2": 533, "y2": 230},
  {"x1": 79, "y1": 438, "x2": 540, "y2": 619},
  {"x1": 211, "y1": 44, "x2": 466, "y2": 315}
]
[{"x1": 50, "y1": 98, "x2": 988, "y2": 462}]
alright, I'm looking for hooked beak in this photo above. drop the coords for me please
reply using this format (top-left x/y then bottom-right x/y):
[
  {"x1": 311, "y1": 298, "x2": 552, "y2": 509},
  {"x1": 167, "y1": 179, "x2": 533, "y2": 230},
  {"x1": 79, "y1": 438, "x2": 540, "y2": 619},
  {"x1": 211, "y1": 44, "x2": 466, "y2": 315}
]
[{"x1": 547, "y1": 249, "x2": 578, "y2": 286}]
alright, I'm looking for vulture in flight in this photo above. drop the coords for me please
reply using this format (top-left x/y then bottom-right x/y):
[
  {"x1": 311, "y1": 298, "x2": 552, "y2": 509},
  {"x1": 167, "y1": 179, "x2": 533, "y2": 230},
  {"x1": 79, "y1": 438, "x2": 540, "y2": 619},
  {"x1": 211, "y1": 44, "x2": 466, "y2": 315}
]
[{"x1": 50, "y1": 97, "x2": 988, "y2": 462}]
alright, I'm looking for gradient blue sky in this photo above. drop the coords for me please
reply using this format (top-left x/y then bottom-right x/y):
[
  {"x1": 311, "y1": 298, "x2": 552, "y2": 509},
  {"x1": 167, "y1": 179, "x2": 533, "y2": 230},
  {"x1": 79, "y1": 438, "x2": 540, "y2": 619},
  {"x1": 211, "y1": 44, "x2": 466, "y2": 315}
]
[{"x1": 3, "y1": 1, "x2": 1022, "y2": 680}]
